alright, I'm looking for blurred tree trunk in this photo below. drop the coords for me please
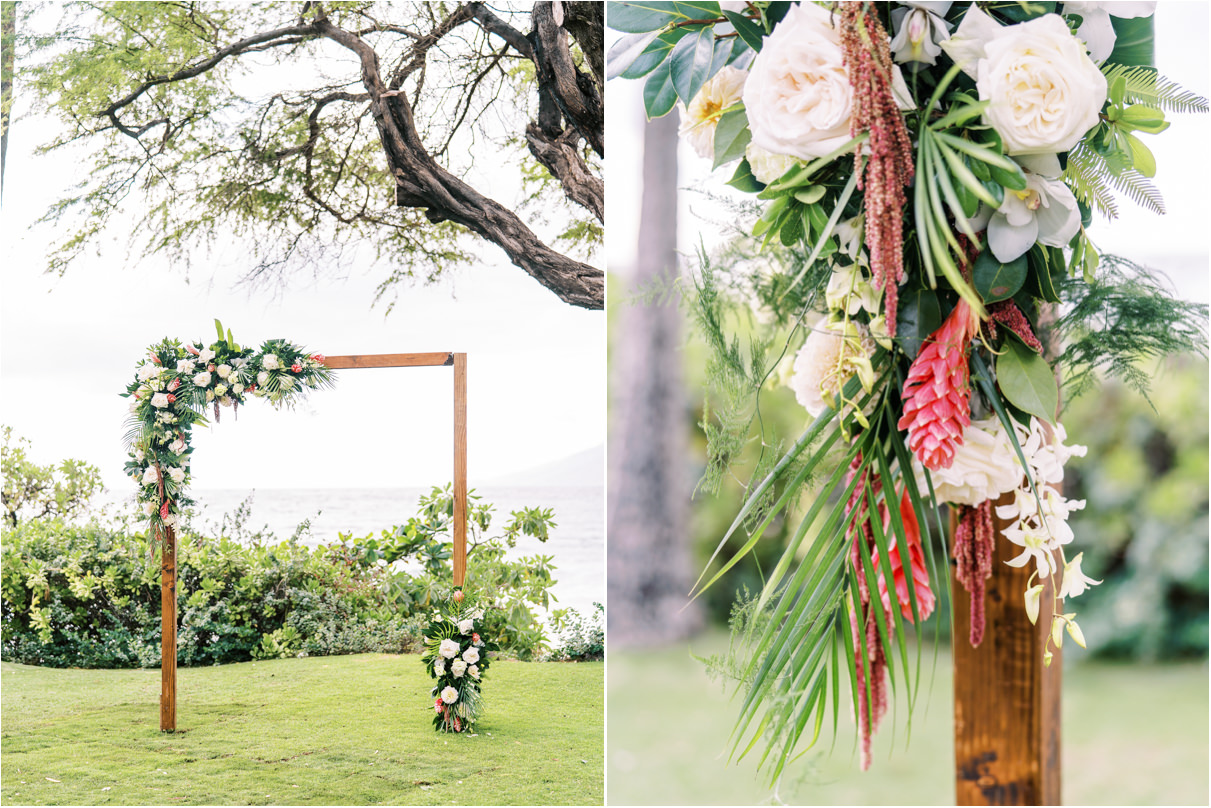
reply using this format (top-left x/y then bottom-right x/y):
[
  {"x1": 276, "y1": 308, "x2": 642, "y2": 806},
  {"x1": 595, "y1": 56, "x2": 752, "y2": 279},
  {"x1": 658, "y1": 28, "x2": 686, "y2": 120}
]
[{"x1": 607, "y1": 112, "x2": 701, "y2": 646}]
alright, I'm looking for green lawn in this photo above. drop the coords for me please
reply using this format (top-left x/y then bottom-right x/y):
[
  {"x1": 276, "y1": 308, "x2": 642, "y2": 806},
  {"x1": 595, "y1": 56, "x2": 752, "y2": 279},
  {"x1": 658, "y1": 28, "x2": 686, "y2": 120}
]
[
  {"x1": 608, "y1": 633, "x2": 1208, "y2": 805},
  {"x1": 1, "y1": 654, "x2": 603, "y2": 806}
]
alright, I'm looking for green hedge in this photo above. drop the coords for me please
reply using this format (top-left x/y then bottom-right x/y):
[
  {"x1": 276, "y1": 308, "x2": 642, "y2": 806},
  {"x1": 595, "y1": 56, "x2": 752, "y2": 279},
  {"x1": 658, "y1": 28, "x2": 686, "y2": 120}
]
[{"x1": 1, "y1": 519, "x2": 423, "y2": 668}]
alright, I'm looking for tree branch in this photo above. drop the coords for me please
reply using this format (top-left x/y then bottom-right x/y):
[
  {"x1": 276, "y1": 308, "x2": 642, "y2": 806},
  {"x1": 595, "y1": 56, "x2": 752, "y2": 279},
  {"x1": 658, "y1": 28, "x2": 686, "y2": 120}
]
[{"x1": 313, "y1": 15, "x2": 603, "y2": 309}]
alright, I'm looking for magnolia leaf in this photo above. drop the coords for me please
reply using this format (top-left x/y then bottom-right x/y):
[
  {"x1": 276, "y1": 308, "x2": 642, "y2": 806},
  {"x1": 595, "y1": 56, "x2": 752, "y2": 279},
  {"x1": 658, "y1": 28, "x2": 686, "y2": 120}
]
[
  {"x1": 726, "y1": 158, "x2": 764, "y2": 192},
  {"x1": 642, "y1": 60, "x2": 678, "y2": 118},
  {"x1": 721, "y1": 10, "x2": 765, "y2": 51},
  {"x1": 1123, "y1": 132, "x2": 1156, "y2": 177},
  {"x1": 606, "y1": 1, "x2": 682, "y2": 33},
  {"x1": 669, "y1": 25, "x2": 715, "y2": 104},
  {"x1": 606, "y1": 31, "x2": 662, "y2": 79},
  {"x1": 712, "y1": 106, "x2": 750, "y2": 169},
  {"x1": 973, "y1": 250, "x2": 1027, "y2": 304},
  {"x1": 792, "y1": 185, "x2": 825, "y2": 205},
  {"x1": 997, "y1": 338, "x2": 1059, "y2": 424},
  {"x1": 617, "y1": 29, "x2": 685, "y2": 80},
  {"x1": 896, "y1": 288, "x2": 941, "y2": 359}
]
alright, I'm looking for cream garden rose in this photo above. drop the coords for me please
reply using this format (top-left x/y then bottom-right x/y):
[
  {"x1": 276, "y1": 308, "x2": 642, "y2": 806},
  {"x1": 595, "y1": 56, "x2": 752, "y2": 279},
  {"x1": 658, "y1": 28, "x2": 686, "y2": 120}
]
[
  {"x1": 742, "y1": 1, "x2": 854, "y2": 160},
  {"x1": 679, "y1": 66, "x2": 747, "y2": 160},
  {"x1": 968, "y1": 10, "x2": 1107, "y2": 155}
]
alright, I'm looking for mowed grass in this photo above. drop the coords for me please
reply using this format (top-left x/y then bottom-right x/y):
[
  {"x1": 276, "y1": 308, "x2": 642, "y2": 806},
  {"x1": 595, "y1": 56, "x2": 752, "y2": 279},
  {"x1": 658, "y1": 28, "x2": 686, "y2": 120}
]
[
  {"x1": 1, "y1": 655, "x2": 603, "y2": 806},
  {"x1": 608, "y1": 633, "x2": 1208, "y2": 806}
]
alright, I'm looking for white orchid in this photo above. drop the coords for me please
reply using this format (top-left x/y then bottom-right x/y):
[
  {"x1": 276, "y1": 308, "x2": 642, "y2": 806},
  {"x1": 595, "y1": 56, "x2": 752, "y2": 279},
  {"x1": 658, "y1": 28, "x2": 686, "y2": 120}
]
[
  {"x1": 1062, "y1": 1, "x2": 1157, "y2": 62},
  {"x1": 978, "y1": 171, "x2": 1081, "y2": 263},
  {"x1": 1058, "y1": 552, "x2": 1102, "y2": 599},
  {"x1": 889, "y1": 2, "x2": 952, "y2": 67}
]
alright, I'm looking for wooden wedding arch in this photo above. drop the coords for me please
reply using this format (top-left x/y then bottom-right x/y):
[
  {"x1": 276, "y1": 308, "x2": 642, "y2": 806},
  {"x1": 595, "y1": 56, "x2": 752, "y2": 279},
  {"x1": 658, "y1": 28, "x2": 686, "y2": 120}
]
[{"x1": 158, "y1": 352, "x2": 467, "y2": 732}]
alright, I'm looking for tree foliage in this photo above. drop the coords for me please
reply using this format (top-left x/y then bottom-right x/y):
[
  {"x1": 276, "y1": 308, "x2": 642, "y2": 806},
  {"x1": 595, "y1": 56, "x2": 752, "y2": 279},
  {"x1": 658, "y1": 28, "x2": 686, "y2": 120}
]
[
  {"x1": 10, "y1": 1, "x2": 604, "y2": 308},
  {"x1": 1, "y1": 426, "x2": 104, "y2": 528}
]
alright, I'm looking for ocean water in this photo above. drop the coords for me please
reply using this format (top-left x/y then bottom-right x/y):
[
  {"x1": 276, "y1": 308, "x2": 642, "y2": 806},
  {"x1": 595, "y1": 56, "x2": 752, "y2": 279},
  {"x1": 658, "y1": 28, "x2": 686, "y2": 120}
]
[{"x1": 180, "y1": 485, "x2": 605, "y2": 618}]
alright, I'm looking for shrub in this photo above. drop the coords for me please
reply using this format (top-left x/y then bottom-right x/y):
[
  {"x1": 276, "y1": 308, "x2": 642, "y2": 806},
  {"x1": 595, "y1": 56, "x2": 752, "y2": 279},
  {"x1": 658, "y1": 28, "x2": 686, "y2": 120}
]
[{"x1": 544, "y1": 603, "x2": 604, "y2": 661}]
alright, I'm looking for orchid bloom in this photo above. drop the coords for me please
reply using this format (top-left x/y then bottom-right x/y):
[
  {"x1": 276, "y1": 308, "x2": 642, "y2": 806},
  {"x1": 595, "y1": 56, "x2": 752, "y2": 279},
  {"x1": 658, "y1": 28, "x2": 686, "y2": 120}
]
[
  {"x1": 1058, "y1": 552, "x2": 1102, "y2": 599},
  {"x1": 889, "y1": 2, "x2": 953, "y2": 67},
  {"x1": 1062, "y1": 1, "x2": 1157, "y2": 62},
  {"x1": 978, "y1": 171, "x2": 1081, "y2": 263}
]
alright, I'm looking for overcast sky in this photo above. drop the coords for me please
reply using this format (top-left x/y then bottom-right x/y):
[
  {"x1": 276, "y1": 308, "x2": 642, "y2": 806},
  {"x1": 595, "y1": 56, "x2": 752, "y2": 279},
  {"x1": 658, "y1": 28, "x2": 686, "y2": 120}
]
[
  {"x1": 0, "y1": 47, "x2": 605, "y2": 492},
  {"x1": 607, "y1": 2, "x2": 1210, "y2": 303}
]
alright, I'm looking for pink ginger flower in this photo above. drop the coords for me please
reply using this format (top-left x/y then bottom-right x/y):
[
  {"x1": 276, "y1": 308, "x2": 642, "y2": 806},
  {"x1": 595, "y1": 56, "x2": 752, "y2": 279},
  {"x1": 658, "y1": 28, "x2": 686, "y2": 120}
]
[
  {"x1": 872, "y1": 485, "x2": 937, "y2": 623},
  {"x1": 159, "y1": 499, "x2": 171, "y2": 519},
  {"x1": 312, "y1": 354, "x2": 325, "y2": 362},
  {"x1": 186, "y1": 344, "x2": 200, "y2": 356},
  {"x1": 291, "y1": 363, "x2": 302, "y2": 373},
  {"x1": 897, "y1": 299, "x2": 979, "y2": 470}
]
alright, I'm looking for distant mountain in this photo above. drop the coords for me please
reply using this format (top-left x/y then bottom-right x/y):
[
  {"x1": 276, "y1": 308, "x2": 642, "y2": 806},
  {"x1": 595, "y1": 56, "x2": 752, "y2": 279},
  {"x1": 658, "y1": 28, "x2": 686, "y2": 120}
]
[{"x1": 491, "y1": 445, "x2": 604, "y2": 488}]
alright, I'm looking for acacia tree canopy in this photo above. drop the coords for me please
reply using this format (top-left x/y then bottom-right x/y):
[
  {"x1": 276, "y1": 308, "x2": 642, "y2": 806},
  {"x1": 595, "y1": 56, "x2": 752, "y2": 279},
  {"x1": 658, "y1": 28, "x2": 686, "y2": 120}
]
[{"x1": 11, "y1": 1, "x2": 604, "y2": 309}]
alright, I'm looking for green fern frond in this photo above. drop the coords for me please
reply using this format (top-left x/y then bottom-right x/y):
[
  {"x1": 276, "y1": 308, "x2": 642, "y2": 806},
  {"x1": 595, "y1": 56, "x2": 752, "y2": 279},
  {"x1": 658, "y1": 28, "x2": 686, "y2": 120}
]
[
  {"x1": 1063, "y1": 146, "x2": 1119, "y2": 219},
  {"x1": 1102, "y1": 64, "x2": 1211, "y2": 114},
  {"x1": 1065, "y1": 143, "x2": 1165, "y2": 216}
]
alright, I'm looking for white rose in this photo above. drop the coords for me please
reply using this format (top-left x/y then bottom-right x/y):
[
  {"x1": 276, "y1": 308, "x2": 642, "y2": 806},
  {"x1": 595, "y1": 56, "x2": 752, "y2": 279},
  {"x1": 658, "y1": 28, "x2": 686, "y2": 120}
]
[
  {"x1": 439, "y1": 638, "x2": 460, "y2": 659},
  {"x1": 176, "y1": 359, "x2": 195, "y2": 373},
  {"x1": 451, "y1": 659, "x2": 467, "y2": 678},
  {"x1": 745, "y1": 143, "x2": 800, "y2": 184},
  {"x1": 134, "y1": 448, "x2": 145, "y2": 462},
  {"x1": 136, "y1": 364, "x2": 159, "y2": 382},
  {"x1": 198, "y1": 348, "x2": 215, "y2": 363},
  {"x1": 461, "y1": 646, "x2": 480, "y2": 665},
  {"x1": 458, "y1": 619, "x2": 475, "y2": 635},
  {"x1": 141, "y1": 466, "x2": 159, "y2": 485},
  {"x1": 162, "y1": 513, "x2": 177, "y2": 528},
  {"x1": 743, "y1": 2, "x2": 855, "y2": 160},
  {"x1": 261, "y1": 354, "x2": 280, "y2": 370},
  {"x1": 789, "y1": 319, "x2": 877, "y2": 417},
  {"x1": 143, "y1": 500, "x2": 157, "y2": 515},
  {"x1": 169, "y1": 438, "x2": 185, "y2": 454},
  {"x1": 440, "y1": 686, "x2": 459, "y2": 704},
  {"x1": 205, "y1": 390, "x2": 214, "y2": 402},
  {"x1": 214, "y1": 384, "x2": 227, "y2": 397},
  {"x1": 193, "y1": 372, "x2": 212, "y2": 388},
  {"x1": 468, "y1": 664, "x2": 480, "y2": 679},
  {"x1": 678, "y1": 66, "x2": 747, "y2": 160},
  {"x1": 975, "y1": 13, "x2": 1107, "y2": 155},
  {"x1": 233, "y1": 383, "x2": 245, "y2": 395},
  {"x1": 434, "y1": 659, "x2": 445, "y2": 676},
  {"x1": 150, "y1": 393, "x2": 170, "y2": 408},
  {"x1": 168, "y1": 467, "x2": 185, "y2": 484},
  {"x1": 916, "y1": 417, "x2": 1023, "y2": 506},
  {"x1": 216, "y1": 364, "x2": 232, "y2": 379}
]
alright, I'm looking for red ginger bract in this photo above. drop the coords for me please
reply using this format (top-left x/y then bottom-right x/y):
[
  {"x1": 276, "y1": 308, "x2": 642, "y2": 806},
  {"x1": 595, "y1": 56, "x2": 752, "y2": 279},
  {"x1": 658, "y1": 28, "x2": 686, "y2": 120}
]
[
  {"x1": 898, "y1": 298, "x2": 979, "y2": 470},
  {"x1": 873, "y1": 485, "x2": 937, "y2": 624}
]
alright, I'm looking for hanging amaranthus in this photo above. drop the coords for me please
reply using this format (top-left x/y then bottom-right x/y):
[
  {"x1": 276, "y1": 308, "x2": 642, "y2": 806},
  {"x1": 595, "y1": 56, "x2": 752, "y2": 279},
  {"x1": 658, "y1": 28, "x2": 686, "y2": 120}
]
[{"x1": 839, "y1": 2, "x2": 914, "y2": 337}]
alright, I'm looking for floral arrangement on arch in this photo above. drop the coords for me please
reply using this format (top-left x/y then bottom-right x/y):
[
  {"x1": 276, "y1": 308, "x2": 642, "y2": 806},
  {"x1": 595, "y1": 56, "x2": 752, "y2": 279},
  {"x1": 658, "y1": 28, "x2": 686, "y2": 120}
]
[
  {"x1": 122, "y1": 320, "x2": 334, "y2": 537},
  {"x1": 610, "y1": 0, "x2": 1207, "y2": 779},
  {"x1": 421, "y1": 593, "x2": 497, "y2": 733}
]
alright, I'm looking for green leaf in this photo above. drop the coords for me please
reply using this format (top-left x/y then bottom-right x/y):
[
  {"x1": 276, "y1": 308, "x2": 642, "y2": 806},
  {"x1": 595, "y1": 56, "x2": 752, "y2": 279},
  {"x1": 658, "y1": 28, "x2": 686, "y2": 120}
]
[
  {"x1": 1123, "y1": 132, "x2": 1156, "y2": 177},
  {"x1": 642, "y1": 60, "x2": 678, "y2": 118},
  {"x1": 712, "y1": 106, "x2": 750, "y2": 169},
  {"x1": 996, "y1": 338, "x2": 1059, "y2": 424},
  {"x1": 792, "y1": 186, "x2": 825, "y2": 205},
  {"x1": 726, "y1": 158, "x2": 764, "y2": 192},
  {"x1": 721, "y1": 10, "x2": 765, "y2": 51},
  {"x1": 1107, "y1": 15, "x2": 1154, "y2": 68},
  {"x1": 606, "y1": 30, "x2": 662, "y2": 79},
  {"x1": 973, "y1": 250, "x2": 1027, "y2": 303},
  {"x1": 670, "y1": 26, "x2": 716, "y2": 104},
  {"x1": 896, "y1": 288, "x2": 941, "y2": 359},
  {"x1": 606, "y1": 1, "x2": 682, "y2": 33},
  {"x1": 617, "y1": 29, "x2": 686, "y2": 79},
  {"x1": 1026, "y1": 245, "x2": 1061, "y2": 303}
]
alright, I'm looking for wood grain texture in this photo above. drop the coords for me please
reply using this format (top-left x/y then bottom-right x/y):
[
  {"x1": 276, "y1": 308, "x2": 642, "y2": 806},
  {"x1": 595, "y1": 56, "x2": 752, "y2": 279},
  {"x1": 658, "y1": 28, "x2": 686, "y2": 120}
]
[
  {"x1": 452, "y1": 353, "x2": 467, "y2": 588},
  {"x1": 160, "y1": 525, "x2": 177, "y2": 733},
  {"x1": 952, "y1": 494, "x2": 1062, "y2": 805},
  {"x1": 322, "y1": 352, "x2": 453, "y2": 369}
]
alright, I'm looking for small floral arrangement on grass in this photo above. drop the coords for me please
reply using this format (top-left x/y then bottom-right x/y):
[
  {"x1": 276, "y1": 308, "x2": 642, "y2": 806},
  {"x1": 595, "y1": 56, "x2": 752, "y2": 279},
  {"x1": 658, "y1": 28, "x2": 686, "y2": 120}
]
[
  {"x1": 121, "y1": 320, "x2": 334, "y2": 538},
  {"x1": 421, "y1": 590, "x2": 497, "y2": 733},
  {"x1": 610, "y1": 0, "x2": 1208, "y2": 780}
]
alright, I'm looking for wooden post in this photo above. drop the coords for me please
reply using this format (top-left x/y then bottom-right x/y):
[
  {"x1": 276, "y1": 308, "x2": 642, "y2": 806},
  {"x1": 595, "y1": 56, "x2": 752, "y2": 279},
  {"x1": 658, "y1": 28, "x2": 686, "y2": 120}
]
[
  {"x1": 160, "y1": 524, "x2": 177, "y2": 732},
  {"x1": 453, "y1": 352, "x2": 467, "y2": 588},
  {"x1": 952, "y1": 494, "x2": 1061, "y2": 805}
]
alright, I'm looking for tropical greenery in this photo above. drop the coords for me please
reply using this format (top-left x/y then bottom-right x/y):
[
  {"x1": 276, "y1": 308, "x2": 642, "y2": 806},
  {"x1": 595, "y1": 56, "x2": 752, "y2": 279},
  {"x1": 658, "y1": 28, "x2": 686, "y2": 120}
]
[
  {"x1": 1, "y1": 431, "x2": 573, "y2": 667},
  {"x1": 610, "y1": 0, "x2": 1208, "y2": 780},
  {"x1": 2, "y1": 426, "x2": 104, "y2": 528}
]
